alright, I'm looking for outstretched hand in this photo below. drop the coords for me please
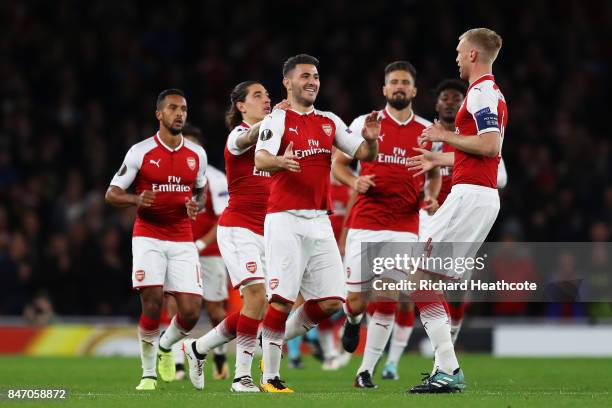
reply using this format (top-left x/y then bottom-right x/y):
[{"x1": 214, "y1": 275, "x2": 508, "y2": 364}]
[
  {"x1": 361, "y1": 111, "x2": 381, "y2": 142},
  {"x1": 406, "y1": 147, "x2": 438, "y2": 177}
]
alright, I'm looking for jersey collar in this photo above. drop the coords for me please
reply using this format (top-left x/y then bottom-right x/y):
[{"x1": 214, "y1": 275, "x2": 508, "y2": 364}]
[
  {"x1": 289, "y1": 108, "x2": 315, "y2": 116},
  {"x1": 240, "y1": 121, "x2": 252, "y2": 128},
  {"x1": 384, "y1": 106, "x2": 414, "y2": 126},
  {"x1": 155, "y1": 132, "x2": 184, "y2": 152},
  {"x1": 469, "y1": 74, "x2": 495, "y2": 90}
]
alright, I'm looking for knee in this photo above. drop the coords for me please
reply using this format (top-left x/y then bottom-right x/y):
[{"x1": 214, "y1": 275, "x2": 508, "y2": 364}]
[
  {"x1": 141, "y1": 299, "x2": 163, "y2": 319},
  {"x1": 243, "y1": 285, "x2": 267, "y2": 309},
  {"x1": 318, "y1": 299, "x2": 343, "y2": 315},
  {"x1": 204, "y1": 301, "x2": 226, "y2": 322},
  {"x1": 347, "y1": 293, "x2": 367, "y2": 314}
]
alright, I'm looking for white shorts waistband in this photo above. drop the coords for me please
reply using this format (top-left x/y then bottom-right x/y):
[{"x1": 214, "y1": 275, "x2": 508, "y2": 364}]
[{"x1": 451, "y1": 183, "x2": 498, "y2": 196}]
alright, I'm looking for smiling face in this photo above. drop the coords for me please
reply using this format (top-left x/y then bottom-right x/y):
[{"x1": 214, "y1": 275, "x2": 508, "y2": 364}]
[
  {"x1": 283, "y1": 64, "x2": 320, "y2": 108},
  {"x1": 156, "y1": 94, "x2": 187, "y2": 135},
  {"x1": 237, "y1": 83, "x2": 271, "y2": 123},
  {"x1": 383, "y1": 69, "x2": 417, "y2": 110}
]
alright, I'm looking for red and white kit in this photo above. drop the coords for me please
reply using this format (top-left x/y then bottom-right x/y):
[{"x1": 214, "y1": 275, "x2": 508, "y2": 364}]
[
  {"x1": 256, "y1": 109, "x2": 365, "y2": 302},
  {"x1": 344, "y1": 108, "x2": 431, "y2": 291},
  {"x1": 191, "y1": 164, "x2": 229, "y2": 301},
  {"x1": 110, "y1": 133, "x2": 207, "y2": 295},
  {"x1": 217, "y1": 122, "x2": 271, "y2": 291},
  {"x1": 419, "y1": 74, "x2": 508, "y2": 278}
]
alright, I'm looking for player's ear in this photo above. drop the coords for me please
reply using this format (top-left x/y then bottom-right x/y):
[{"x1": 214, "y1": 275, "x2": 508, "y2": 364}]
[
  {"x1": 282, "y1": 77, "x2": 291, "y2": 91},
  {"x1": 236, "y1": 101, "x2": 246, "y2": 114},
  {"x1": 155, "y1": 110, "x2": 162, "y2": 121},
  {"x1": 412, "y1": 86, "x2": 418, "y2": 98},
  {"x1": 470, "y1": 49, "x2": 478, "y2": 63}
]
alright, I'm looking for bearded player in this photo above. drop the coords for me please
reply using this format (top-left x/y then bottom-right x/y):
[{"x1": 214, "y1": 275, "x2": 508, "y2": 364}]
[
  {"x1": 254, "y1": 54, "x2": 380, "y2": 392},
  {"x1": 105, "y1": 89, "x2": 207, "y2": 391},
  {"x1": 332, "y1": 61, "x2": 441, "y2": 388}
]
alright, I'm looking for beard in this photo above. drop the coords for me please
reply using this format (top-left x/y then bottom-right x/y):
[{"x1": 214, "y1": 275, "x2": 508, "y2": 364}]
[
  {"x1": 163, "y1": 119, "x2": 183, "y2": 135},
  {"x1": 386, "y1": 92, "x2": 412, "y2": 110}
]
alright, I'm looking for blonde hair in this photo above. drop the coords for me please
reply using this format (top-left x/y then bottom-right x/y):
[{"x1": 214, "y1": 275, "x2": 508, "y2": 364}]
[{"x1": 459, "y1": 28, "x2": 502, "y2": 63}]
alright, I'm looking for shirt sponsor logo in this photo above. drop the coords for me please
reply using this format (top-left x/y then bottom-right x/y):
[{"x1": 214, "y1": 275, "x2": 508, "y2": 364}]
[
  {"x1": 260, "y1": 129, "x2": 273, "y2": 141},
  {"x1": 246, "y1": 262, "x2": 257, "y2": 273},
  {"x1": 187, "y1": 156, "x2": 196, "y2": 171},
  {"x1": 295, "y1": 139, "x2": 331, "y2": 159},
  {"x1": 252, "y1": 166, "x2": 271, "y2": 177},
  {"x1": 151, "y1": 175, "x2": 191, "y2": 192},
  {"x1": 269, "y1": 278, "x2": 279, "y2": 290},
  {"x1": 322, "y1": 124, "x2": 332, "y2": 136}
]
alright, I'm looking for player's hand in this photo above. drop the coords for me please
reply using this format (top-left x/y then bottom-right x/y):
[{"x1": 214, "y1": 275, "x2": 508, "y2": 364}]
[
  {"x1": 278, "y1": 141, "x2": 300, "y2": 172},
  {"x1": 136, "y1": 190, "x2": 156, "y2": 208},
  {"x1": 353, "y1": 174, "x2": 376, "y2": 193},
  {"x1": 361, "y1": 111, "x2": 382, "y2": 142},
  {"x1": 273, "y1": 99, "x2": 290, "y2": 111},
  {"x1": 419, "y1": 120, "x2": 448, "y2": 144},
  {"x1": 185, "y1": 197, "x2": 198, "y2": 220},
  {"x1": 406, "y1": 148, "x2": 438, "y2": 177},
  {"x1": 422, "y1": 195, "x2": 440, "y2": 215}
]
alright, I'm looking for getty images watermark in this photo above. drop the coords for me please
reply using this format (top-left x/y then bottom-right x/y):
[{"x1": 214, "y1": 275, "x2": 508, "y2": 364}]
[
  {"x1": 371, "y1": 253, "x2": 537, "y2": 292},
  {"x1": 358, "y1": 242, "x2": 612, "y2": 302}
]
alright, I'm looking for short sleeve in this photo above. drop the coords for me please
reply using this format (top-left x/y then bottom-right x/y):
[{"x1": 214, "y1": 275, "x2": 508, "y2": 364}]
[
  {"x1": 227, "y1": 126, "x2": 252, "y2": 156},
  {"x1": 255, "y1": 109, "x2": 286, "y2": 156},
  {"x1": 497, "y1": 157, "x2": 508, "y2": 189},
  {"x1": 194, "y1": 147, "x2": 208, "y2": 189},
  {"x1": 466, "y1": 84, "x2": 500, "y2": 135},
  {"x1": 330, "y1": 113, "x2": 365, "y2": 158},
  {"x1": 207, "y1": 167, "x2": 229, "y2": 215},
  {"x1": 110, "y1": 147, "x2": 141, "y2": 190}
]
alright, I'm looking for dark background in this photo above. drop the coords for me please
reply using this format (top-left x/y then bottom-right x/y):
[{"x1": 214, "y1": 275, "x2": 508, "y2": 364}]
[{"x1": 0, "y1": 0, "x2": 610, "y2": 318}]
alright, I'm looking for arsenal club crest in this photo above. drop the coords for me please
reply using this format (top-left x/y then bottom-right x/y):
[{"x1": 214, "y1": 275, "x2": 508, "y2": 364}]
[
  {"x1": 322, "y1": 124, "x2": 333, "y2": 137},
  {"x1": 246, "y1": 261, "x2": 257, "y2": 273},
  {"x1": 135, "y1": 269, "x2": 145, "y2": 282},
  {"x1": 187, "y1": 156, "x2": 196, "y2": 171},
  {"x1": 269, "y1": 278, "x2": 279, "y2": 290}
]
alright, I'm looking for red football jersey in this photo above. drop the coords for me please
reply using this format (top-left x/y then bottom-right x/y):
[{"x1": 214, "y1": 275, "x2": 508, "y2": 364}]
[
  {"x1": 346, "y1": 109, "x2": 431, "y2": 234},
  {"x1": 453, "y1": 74, "x2": 508, "y2": 188},
  {"x1": 217, "y1": 122, "x2": 272, "y2": 235},
  {"x1": 191, "y1": 165, "x2": 229, "y2": 256},
  {"x1": 110, "y1": 133, "x2": 207, "y2": 241},
  {"x1": 435, "y1": 142, "x2": 454, "y2": 205},
  {"x1": 256, "y1": 109, "x2": 364, "y2": 214},
  {"x1": 329, "y1": 178, "x2": 350, "y2": 241}
]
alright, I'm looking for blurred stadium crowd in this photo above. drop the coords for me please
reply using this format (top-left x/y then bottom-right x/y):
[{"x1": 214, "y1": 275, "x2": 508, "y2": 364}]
[{"x1": 0, "y1": 0, "x2": 610, "y2": 318}]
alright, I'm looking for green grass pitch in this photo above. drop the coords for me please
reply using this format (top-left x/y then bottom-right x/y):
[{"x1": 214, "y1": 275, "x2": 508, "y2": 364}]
[{"x1": 1, "y1": 354, "x2": 610, "y2": 407}]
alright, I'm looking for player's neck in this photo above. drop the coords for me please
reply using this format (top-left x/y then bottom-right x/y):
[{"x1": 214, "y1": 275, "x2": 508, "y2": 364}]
[
  {"x1": 158, "y1": 128, "x2": 183, "y2": 150},
  {"x1": 468, "y1": 65, "x2": 493, "y2": 85},
  {"x1": 289, "y1": 97, "x2": 314, "y2": 114},
  {"x1": 385, "y1": 104, "x2": 413, "y2": 123},
  {"x1": 439, "y1": 119, "x2": 455, "y2": 131}
]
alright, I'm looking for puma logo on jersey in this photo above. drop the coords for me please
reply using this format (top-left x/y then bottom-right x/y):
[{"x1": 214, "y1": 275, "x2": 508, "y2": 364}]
[
  {"x1": 150, "y1": 159, "x2": 161, "y2": 168},
  {"x1": 375, "y1": 322, "x2": 390, "y2": 330},
  {"x1": 378, "y1": 134, "x2": 385, "y2": 142},
  {"x1": 288, "y1": 126, "x2": 299, "y2": 135}
]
